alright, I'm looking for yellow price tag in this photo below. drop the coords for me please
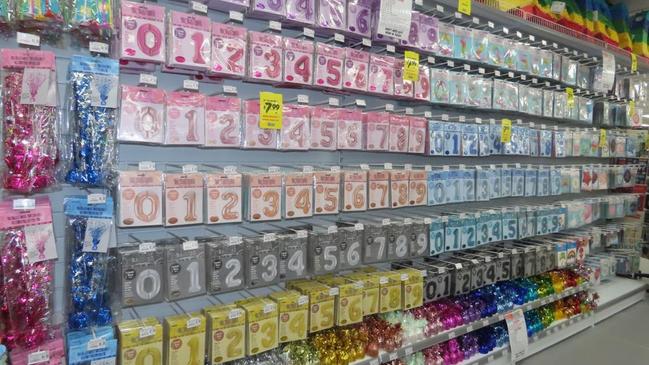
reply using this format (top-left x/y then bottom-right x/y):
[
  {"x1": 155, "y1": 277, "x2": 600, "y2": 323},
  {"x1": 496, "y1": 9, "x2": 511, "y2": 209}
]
[
  {"x1": 629, "y1": 100, "x2": 635, "y2": 116},
  {"x1": 644, "y1": 133, "x2": 649, "y2": 151},
  {"x1": 599, "y1": 129, "x2": 606, "y2": 147},
  {"x1": 566, "y1": 87, "x2": 574, "y2": 107},
  {"x1": 259, "y1": 91, "x2": 283, "y2": 129},
  {"x1": 458, "y1": 0, "x2": 471, "y2": 16},
  {"x1": 631, "y1": 53, "x2": 638, "y2": 73},
  {"x1": 403, "y1": 51, "x2": 420, "y2": 82},
  {"x1": 500, "y1": 118, "x2": 512, "y2": 143}
]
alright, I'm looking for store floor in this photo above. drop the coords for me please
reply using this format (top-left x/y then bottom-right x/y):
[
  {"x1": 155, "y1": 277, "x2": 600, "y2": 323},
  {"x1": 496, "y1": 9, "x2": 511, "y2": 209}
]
[{"x1": 522, "y1": 298, "x2": 649, "y2": 365}]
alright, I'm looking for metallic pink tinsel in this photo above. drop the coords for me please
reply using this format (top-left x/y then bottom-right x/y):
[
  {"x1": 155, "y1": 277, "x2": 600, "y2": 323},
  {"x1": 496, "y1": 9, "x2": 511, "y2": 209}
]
[
  {"x1": 0, "y1": 229, "x2": 53, "y2": 349},
  {"x1": 3, "y1": 71, "x2": 58, "y2": 193}
]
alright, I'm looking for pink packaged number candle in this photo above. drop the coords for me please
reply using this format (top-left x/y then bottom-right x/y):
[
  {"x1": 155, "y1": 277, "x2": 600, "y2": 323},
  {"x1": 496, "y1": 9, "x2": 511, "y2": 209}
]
[
  {"x1": 164, "y1": 172, "x2": 204, "y2": 226},
  {"x1": 208, "y1": 0, "x2": 249, "y2": 12},
  {"x1": 408, "y1": 116, "x2": 426, "y2": 154},
  {"x1": 316, "y1": 0, "x2": 346, "y2": 32},
  {"x1": 314, "y1": 170, "x2": 340, "y2": 214},
  {"x1": 343, "y1": 48, "x2": 369, "y2": 92},
  {"x1": 211, "y1": 23, "x2": 247, "y2": 78},
  {"x1": 164, "y1": 91, "x2": 205, "y2": 145},
  {"x1": 347, "y1": 0, "x2": 372, "y2": 38},
  {"x1": 167, "y1": 11, "x2": 211, "y2": 71},
  {"x1": 368, "y1": 169, "x2": 390, "y2": 210},
  {"x1": 342, "y1": 170, "x2": 367, "y2": 212},
  {"x1": 389, "y1": 114, "x2": 409, "y2": 153},
  {"x1": 363, "y1": 111, "x2": 389, "y2": 151},
  {"x1": 408, "y1": 170, "x2": 427, "y2": 206},
  {"x1": 206, "y1": 172, "x2": 242, "y2": 224},
  {"x1": 314, "y1": 43, "x2": 344, "y2": 90},
  {"x1": 390, "y1": 170, "x2": 409, "y2": 208},
  {"x1": 246, "y1": 172, "x2": 283, "y2": 221},
  {"x1": 310, "y1": 107, "x2": 338, "y2": 150},
  {"x1": 118, "y1": 85, "x2": 166, "y2": 144},
  {"x1": 250, "y1": 0, "x2": 285, "y2": 20},
  {"x1": 280, "y1": 104, "x2": 311, "y2": 150},
  {"x1": 368, "y1": 54, "x2": 395, "y2": 95},
  {"x1": 394, "y1": 59, "x2": 413, "y2": 99},
  {"x1": 118, "y1": 170, "x2": 163, "y2": 227},
  {"x1": 286, "y1": 0, "x2": 315, "y2": 25},
  {"x1": 414, "y1": 65, "x2": 430, "y2": 101},
  {"x1": 337, "y1": 108, "x2": 363, "y2": 150},
  {"x1": 120, "y1": 1, "x2": 166, "y2": 63},
  {"x1": 205, "y1": 96, "x2": 242, "y2": 147},
  {"x1": 284, "y1": 172, "x2": 314, "y2": 218},
  {"x1": 283, "y1": 38, "x2": 314, "y2": 86},
  {"x1": 248, "y1": 31, "x2": 284, "y2": 83},
  {"x1": 243, "y1": 100, "x2": 278, "y2": 149}
]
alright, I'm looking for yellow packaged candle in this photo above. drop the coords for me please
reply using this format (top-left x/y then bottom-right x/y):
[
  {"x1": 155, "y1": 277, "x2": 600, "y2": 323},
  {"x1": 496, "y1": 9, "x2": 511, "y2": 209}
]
[
  {"x1": 117, "y1": 317, "x2": 163, "y2": 365},
  {"x1": 163, "y1": 312, "x2": 206, "y2": 365},
  {"x1": 317, "y1": 277, "x2": 363, "y2": 326},
  {"x1": 289, "y1": 281, "x2": 335, "y2": 333},
  {"x1": 268, "y1": 290, "x2": 309, "y2": 343},
  {"x1": 378, "y1": 271, "x2": 402, "y2": 313},
  {"x1": 204, "y1": 304, "x2": 246, "y2": 364},
  {"x1": 396, "y1": 268, "x2": 424, "y2": 310},
  {"x1": 236, "y1": 298, "x2": 278, "y2": 355},
  {"x1": 344, "y1": 272, "x2": 379, "y2": 316}
]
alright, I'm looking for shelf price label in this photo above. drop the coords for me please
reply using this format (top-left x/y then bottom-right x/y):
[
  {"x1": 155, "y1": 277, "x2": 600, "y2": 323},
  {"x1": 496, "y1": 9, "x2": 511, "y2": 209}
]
[
  {"x1": 259, "y1": 91, "x2": 283, "y2": 129},
  {"x1": 458, "y1": 0, "x2": 471, "y2": 16},
  {"x1": 501, "y1": 118, "x2": 512, "y2": 143},
  {"x1": 566, "y1": 87, "x2": 575, "y2": 107},
  {"x1": 599, "y1": 129, "x2": 607, "y2": 147},
  {"x1": 403, "y1": 50, "x2": 420, "y2": 81},
  {"x1": 631, "y1": 53, "x2": 638, "y2": 73},
  {"x1": 629, "y1": 100, "x2": 636, "y2": 116}
]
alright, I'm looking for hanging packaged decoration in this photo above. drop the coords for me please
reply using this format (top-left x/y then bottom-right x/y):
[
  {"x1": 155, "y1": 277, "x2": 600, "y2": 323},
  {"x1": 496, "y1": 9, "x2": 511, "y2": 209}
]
[
  {"x1": 64, "y1": 55, "x2": 119, "y2": 187},
  {"x1": 63, "y1": 195, "x2": 114, "y2": 330},
  {"x1": 166, "y1": 11, "x2": 211, "y2": 71},
  {"x1": 120, "y1": 1, "x2": 166, "y2": 63},
  {"x1": 118, "y1": 85, "x2": 166, "y2": 144},
  {"x1": 1, "y1": 49, "x2": 58, "y2": 193},
  {"x1": 0, "y1": 197, "x2": 56, "y2": 350},
  {"x1": 210, "y1": 22, "x2": 247, "y2": 78}
]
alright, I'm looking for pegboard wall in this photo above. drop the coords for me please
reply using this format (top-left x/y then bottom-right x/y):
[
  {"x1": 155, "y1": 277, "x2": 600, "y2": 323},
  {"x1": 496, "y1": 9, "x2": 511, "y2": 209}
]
[{"x1": 0, "y1": 0, "x2": 630, "y2": 325}]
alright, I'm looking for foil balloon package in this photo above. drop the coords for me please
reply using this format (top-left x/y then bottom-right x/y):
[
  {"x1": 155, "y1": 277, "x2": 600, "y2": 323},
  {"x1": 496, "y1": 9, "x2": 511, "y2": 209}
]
[
  {"x1": 63, "y1": 195, "x2": 114, "y2": 330},
  {"x1": 0, "y1": 196, "x2": 56, "y2": 350},
  {"x1": 118, "y1": 85, "x2": 166, "y2": 144},
  {"x1": 119, "y1": 1, "x2": 166, "y2": 63},
  {"x1": 0, "y1": 48, "x2": 59, "y2": 193},
  {"x1": 64, "y1": 55, "x2": 118, "y2": 187},
  {"x1": 14, "y1": 0, "x2": 64, "y2": 33},
  {"x1": 210, "y1": 22, "x2": 248, "y2": 79}
]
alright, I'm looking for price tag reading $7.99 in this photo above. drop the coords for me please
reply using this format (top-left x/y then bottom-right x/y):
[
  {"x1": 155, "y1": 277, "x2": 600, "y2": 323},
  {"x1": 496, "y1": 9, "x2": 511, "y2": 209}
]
[
  {"x1": 403, "y1": 51, "x2": 420, "y2": 81},
  {"x1": 259, "y1": 91, "x2": 283, "y2": 129},
  {"x1": 501, "y1": 119, "x2": 512, "y2": 143}
]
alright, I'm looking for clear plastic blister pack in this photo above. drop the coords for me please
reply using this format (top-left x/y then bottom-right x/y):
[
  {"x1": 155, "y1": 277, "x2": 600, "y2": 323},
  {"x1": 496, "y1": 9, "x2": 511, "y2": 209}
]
[{"x1": 430, "y1": 68, "x2": 449, "y2": 104}]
